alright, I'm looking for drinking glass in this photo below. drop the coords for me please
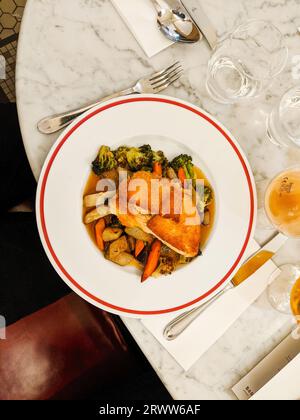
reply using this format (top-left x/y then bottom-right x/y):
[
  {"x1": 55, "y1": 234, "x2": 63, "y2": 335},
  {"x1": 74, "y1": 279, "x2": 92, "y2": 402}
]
[
  {"x1": 206, "y1": 20, "x2": 288, "y2": 104},
  {"x1": 267, "y1": 86, "x2": 300, "y2": 148},
  {"x1": 268, "y1": 265, "x2": 300, "y2": 317},
  {"x1": 264, "y1": 167, "x2": 300, "y2": 315}
]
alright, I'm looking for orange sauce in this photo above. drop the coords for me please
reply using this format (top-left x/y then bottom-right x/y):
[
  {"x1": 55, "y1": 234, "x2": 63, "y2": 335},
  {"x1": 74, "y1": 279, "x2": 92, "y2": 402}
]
[{"x1": 193, "y1": 166, "x2": 215, "y2": 248}]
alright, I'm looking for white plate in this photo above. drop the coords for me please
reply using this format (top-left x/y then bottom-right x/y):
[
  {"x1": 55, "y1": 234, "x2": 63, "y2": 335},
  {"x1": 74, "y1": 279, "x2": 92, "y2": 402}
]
[{"x1": 36, "y1": 95, "x2": 257, "y2": 318}]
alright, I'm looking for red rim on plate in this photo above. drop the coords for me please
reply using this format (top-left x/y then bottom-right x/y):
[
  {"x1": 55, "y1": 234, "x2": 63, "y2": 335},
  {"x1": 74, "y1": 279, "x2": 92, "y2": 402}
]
[{"x1": 38, "y1": 97, "x2": 255, "y2": 315}]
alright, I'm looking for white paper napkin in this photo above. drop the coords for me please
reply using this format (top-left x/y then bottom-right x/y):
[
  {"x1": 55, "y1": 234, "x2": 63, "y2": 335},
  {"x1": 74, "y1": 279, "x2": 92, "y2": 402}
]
[
  {"x1": 111, "y1": 0, "x2": 174, "y2": 57},
  {"x1": 142, "y1": 236, "x2": 287, "y2": 371}
]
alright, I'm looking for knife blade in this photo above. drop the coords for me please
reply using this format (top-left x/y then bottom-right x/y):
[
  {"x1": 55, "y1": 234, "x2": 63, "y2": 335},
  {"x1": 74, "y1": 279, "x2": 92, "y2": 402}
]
[
  {"x1": 179, "y1": 0, "x2": 218, "y2": 49},
  {"x1": 164, "y1": 233, "x2": 287, "y2": 340}
]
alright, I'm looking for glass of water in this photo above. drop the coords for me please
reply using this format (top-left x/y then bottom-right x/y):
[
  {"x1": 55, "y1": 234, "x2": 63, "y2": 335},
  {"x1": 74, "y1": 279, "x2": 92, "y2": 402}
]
[
  {"x1": 206, "y1": 20, "x2": 288, "y2": 104},
  {"x1": 267, "y1": 86, "x2": 300, "y2": 148}
]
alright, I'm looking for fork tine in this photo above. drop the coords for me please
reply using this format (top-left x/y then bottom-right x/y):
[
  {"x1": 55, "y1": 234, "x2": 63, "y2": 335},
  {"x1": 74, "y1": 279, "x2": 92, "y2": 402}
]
[
  {"x1": 149, "y1": 61, "x2": 181, "y2": 82},
  {"x1": 151, "y1": 65, "x2": 182, "y2": 87},
  {"x1": 153, "y1": 71, "x2": 183, "y2": 93}
]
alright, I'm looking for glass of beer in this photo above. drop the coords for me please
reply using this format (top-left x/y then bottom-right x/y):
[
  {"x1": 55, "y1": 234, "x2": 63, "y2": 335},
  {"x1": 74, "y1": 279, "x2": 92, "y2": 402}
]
[
  {"x1": 265, "y1": 167, "x2": 300, "y2": 238},
  {"x1": 265, "y1": 167, "x2": 300, "y2": 316}
]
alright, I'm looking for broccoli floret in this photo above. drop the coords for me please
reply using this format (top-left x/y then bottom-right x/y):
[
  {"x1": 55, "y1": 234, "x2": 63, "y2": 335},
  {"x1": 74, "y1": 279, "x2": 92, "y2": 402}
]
[
  {"x1": 153, "y1": 150, "x2": 166, "y2": 163},
  {"x1": 126, "y1": 144, "x2": 153, "y2": 171},
  {"x1": 153, "y1": 149, "x2": 168, "y2": 167},
  {"x1": 92, "y1": 146, "x2": 117, "y2": 175},
  {"x1": 170, "y1": 154, "x2": 194, "y2": 179},
  {"x1": 113, "y1": 146, "x2": 130, "y2": 168}
]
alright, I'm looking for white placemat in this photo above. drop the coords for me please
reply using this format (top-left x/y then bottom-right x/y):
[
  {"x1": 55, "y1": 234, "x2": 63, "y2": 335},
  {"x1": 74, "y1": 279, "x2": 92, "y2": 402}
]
[
  {"x1": 111, "y1": 0, "x2": 174, "y2": 57},
  {"x1": 142, "y1": 236, "x2": 287, "y2": 371}
]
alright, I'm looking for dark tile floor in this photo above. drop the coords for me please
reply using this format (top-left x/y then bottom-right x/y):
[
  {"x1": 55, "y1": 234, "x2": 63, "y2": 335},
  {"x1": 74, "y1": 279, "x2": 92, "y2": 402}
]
[{"x1": 0, "y1": 0, "x2": 26, "y2": 102}]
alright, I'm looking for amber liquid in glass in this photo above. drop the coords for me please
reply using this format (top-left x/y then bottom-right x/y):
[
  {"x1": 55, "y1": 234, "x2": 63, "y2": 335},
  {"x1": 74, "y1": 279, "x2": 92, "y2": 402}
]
[
  {"x1": 291, "y1": 277, "x2": 300, "y2": 319},
  {"x1": 265, "y1": 169, "x2": 300, "y2": 238}
]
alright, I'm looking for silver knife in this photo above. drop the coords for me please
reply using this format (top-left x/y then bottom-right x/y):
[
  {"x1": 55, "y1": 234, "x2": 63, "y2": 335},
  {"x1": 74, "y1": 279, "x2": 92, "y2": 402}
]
[
  {"x1": 163, "y1": 233, "x2": 287, "y2": 340},
  {"x1": 179, "y1": 0, "x2": 218, "y2": 49}
]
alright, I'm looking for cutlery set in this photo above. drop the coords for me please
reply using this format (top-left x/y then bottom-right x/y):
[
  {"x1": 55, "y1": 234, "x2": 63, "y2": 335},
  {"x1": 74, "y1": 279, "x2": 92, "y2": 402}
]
[{"x1": 38, "y1": 1, "x2": 216, "y2": 135}]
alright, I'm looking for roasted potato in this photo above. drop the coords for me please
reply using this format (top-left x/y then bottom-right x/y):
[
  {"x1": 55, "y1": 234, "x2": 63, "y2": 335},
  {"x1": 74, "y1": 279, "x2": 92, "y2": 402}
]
[
  {"x1": 107, "y1": 236, "x2": 128, "y2": 260},
  {"x1": 111, "y1": 252, "x2": 134, "y2": 266},
  {"x1": 84, "y1": 190, "x2": 115, "y2": 208},
  {"x1": 84, "y1": 206, "x2": 110, "y2": 224},
  {"x1": 125, "y1": 227, "x2": 153, "y2": 243},
  {"x1": 102, "y1": 227, "x2": 123, "y2": 242}
]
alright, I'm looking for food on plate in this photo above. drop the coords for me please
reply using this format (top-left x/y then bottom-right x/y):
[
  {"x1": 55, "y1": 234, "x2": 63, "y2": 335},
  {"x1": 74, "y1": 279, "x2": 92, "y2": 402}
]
[{"x1": 83, "y1": 145, "x2": 215, "y2": 282}]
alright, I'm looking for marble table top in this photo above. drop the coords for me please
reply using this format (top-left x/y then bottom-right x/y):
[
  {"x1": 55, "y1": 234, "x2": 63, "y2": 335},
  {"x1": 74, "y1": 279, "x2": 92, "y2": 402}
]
[{"x1": 16, "y1": 0, "x2": 300, "y2": 400}]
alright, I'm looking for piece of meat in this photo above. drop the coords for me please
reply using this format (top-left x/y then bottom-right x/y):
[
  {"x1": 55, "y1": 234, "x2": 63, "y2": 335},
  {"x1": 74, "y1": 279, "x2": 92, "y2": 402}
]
[
  {"x1": 147, "y1": 214, "x2": 201, "y2": 258},
  {"x1": 117, "y1": 212, "x2": 152, "y2": 233}
]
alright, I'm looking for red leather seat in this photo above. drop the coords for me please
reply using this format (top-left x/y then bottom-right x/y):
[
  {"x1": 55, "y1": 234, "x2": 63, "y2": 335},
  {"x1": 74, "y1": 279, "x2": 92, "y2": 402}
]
[{"x1": 0, "y1": 293, "x2": 137, "y2": 400}]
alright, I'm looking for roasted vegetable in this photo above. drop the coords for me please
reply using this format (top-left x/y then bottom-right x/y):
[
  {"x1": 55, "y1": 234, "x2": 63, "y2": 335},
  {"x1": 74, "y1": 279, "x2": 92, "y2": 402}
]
[
  {"x1": 153, "y1": 161, "x2": 162, "y2": 177},
  {"x1": 170, "y1": 154, "x2": 194, "y2": 180},
  {"x1": 152, "y1": 150, "x2": 168, "y2": 174},
  {"x1": 113, "y1": 146, "x2": 130, "y2": 168},
  {"x1": 203, "y1": 209, "x2": 210, "y2": 226},
  {"x1": 126, "y1": 145, "x2": 153, "y2": 171},
  {"x1": 155, "y1": 246, "x2": 180, "y2": 276},
  {"x1": 136, "y1": 244, "x2": 150, "y2": 265},
  {"x1": 107, "y1": 236, "x2": 128, "y2": 260},
  {"x1": 135, "y1": 240, "x2": 145, "y2": 257},
  {"x1": 102, "y1": 227, "x2": 123, "y2": 242},
  {"x1": 92, "y1": 146, "x2": 117, "y2": 175},
  {"x1": 84, "y1": 206, "x2": 110, "y2": 224},
  {"x1": 153, "y1": 149, "x2": 167, "y2": 163},
  {"x1": 84, "y1": 190, "x2": 115, "y2": 208},
  {"x1": 111, "y1": 252, "x2": 134, "y2": 266},
  {"x1": 166, "y1": 167, "x2": 177, "y2": 180},
  {"x1": 95, "y1": 219, "x2": 106, "y2": 251},
  {"x1": 142, "y1": 240, "x2": 162, "y2": 282},
  {"x1": 204, "y1": 186, "x2": 213, "y2": 206},
  {"x1": 198, "y1": 186, "x2": 213, "y2": 213},
  {"x1": 125, "y1": 227, "x2": 153, "y2": 243},
  {"x1": 127, "y1": 236, "x2": 136, "y2": 253},
  {"x1": 109, "y1": 215, "x2": 123, "y2": 229},
  {"x1": 178, "y1": 167, "x2": 186, "y2": 184}
]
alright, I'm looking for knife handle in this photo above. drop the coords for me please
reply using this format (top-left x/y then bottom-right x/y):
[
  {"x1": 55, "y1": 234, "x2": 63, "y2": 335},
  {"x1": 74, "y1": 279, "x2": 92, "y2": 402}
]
[{"x1": 163, "y1": 283, "x2": 233, "y2": 340}]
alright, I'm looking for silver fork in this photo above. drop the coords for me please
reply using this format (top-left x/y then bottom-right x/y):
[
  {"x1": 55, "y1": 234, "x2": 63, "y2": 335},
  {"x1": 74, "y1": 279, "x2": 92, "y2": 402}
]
[{"x1": 37, "y1": 62, "x2": 183, "y2": 134}]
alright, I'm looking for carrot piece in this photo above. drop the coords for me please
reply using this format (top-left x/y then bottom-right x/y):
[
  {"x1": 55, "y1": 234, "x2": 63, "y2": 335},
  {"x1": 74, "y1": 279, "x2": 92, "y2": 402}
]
[
  {"x1": 135, "y1": 239, "x2": 145, "y2": 258},
  {"x1": 153, "y1": 161, "x2": 162, "y2": 177},
  {"x1": 141, "y1": 240, "x2": 161, "y2": 282},
  {"x1": 95, "y1": 219, "x2": 106, "y2": 251},
  {"x1": 178, "y1": 167, "x2": 186, "y2": 184}
]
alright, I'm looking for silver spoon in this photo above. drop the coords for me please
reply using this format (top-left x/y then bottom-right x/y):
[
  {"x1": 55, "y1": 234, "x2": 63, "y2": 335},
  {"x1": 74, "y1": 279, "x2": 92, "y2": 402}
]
[{"x1": 151, "y1": 0, "x2": 201, "y2": 43}]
